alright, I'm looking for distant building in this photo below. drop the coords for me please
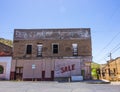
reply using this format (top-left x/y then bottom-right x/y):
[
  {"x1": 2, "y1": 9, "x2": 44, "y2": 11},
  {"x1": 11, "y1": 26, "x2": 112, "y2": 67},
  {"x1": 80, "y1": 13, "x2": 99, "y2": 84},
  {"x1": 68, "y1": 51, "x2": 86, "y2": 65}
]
[
  {"x1": 100, "y1": 57, "x2": 120, "y2": 81},
  {"x1": 11, "y1": 28, "x2": 92, "y2": 81},
  {"x1": 0, "y1": 42, "x2": 12, "y2": 56},
  {"x1": 0, "y1": 42, "x2": 12, "y2": 80}
]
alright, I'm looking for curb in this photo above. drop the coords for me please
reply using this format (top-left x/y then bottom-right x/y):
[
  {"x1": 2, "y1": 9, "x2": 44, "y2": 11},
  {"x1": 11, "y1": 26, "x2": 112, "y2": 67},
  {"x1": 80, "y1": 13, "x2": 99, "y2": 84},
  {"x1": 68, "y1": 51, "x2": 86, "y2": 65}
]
[{"x1": 85, "y1": 80, "x2": 111, "y2": 84}]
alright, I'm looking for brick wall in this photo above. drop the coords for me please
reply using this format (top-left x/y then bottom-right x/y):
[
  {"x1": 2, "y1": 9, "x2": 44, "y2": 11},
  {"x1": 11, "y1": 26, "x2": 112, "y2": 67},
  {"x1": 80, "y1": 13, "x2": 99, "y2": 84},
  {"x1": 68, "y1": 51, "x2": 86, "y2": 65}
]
[
  {"x1": 13, "y1": 39, "x2": 92, "y2": 58},
  {"x1": 11, "y1": 28, "x2": 92, "y2": 80},
  {"x1": 100, "y1": 57, "x2": 120, "y2": 81}
]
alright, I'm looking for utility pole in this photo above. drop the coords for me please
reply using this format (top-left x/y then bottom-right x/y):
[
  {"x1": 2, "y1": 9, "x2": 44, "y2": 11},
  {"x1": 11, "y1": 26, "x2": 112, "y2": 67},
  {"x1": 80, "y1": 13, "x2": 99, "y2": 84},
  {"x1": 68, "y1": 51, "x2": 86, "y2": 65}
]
[
  {"x1": 109, "y1": 53, "x2": 112, "y2": 61},
  {"x1": 108, "y1": 52, "x2": 113, "y2": 80},
  {"x1": 107, "y1": 53, "x2": 112, "y2": 66},
  {"x1": 107, "y1": 53, "x2": 112, "y2": 79}
]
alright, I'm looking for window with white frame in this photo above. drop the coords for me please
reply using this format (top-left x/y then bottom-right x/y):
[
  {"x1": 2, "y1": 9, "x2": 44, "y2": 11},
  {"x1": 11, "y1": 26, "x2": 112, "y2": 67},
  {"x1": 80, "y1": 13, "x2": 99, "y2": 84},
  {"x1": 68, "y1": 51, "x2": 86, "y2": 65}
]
[
  {"x1": 37, "y1": 44, "x2": 43, "y2": 57},
  {"x1": 72, "y1": 43, "x2": 78, "y2": 56}
]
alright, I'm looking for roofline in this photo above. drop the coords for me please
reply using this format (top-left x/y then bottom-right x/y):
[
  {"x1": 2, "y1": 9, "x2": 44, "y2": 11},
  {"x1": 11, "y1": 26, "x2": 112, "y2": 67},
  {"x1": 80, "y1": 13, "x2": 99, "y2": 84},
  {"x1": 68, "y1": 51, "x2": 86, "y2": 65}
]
[
  {"x1": 0, "y1": 55, "x2": 12, "y2": 57},
  {"x1": 0, "y1": 42, "x2": 12, "y2": 48},
  {"x1": 14, "y1": 28, "x2": 91, "y2": 30}
]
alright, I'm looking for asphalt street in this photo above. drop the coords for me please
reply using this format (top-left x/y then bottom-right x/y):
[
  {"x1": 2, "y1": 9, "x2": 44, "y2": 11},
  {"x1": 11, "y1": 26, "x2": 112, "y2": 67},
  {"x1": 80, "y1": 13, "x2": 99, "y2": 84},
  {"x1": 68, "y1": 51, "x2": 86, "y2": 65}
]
[{"x1": 0, "y1": 81, "x2": 120, "y2": 92}]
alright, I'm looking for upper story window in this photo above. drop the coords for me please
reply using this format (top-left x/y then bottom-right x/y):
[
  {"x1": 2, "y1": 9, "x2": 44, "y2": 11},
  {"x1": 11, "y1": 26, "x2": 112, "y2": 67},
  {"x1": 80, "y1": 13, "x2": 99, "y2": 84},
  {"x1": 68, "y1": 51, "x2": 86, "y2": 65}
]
[
  {"x1": 26, "y1": 45, "x2": 32, "y2": 54},
  {"x1": 72, "y1": 43, "x2": 78, "y2": 56},
  {"x1": 37, "y1": 44, "x2": 43, "y2": 57},
  {"x1": 52, "y1": 44, "x2": 59, "y2": 54},
  {"x1": 0, "y1": 65, "x2": 4, "y2": 74}
]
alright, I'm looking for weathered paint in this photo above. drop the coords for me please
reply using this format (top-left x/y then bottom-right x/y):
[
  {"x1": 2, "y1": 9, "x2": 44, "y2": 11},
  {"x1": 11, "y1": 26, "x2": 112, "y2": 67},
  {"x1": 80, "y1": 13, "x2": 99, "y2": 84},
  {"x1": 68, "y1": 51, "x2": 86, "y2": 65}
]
[
  {"x1": 14, "y1": 29, "x2": 91, "y2": 40},
  {"x1": 0, "y1": 57, "x2": 12, "y2": 80},
  {"x1": 12, "y1": 28, "x2": 92, "y2": 80},
  {"x1": 54, "y1": 59, "x2": 81, "y2": 77}
]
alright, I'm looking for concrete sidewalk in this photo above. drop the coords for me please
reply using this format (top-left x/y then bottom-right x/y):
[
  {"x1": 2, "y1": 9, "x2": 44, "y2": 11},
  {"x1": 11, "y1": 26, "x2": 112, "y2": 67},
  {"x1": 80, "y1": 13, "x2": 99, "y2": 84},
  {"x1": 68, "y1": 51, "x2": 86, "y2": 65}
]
[
  {"x1": 84, "y1": 80, "x2": 110, "y2": 84},
  {"x1": 62, "y1": 79, "x2": 110, "y2": 84},
  {"x1": 0, "y1": 81, "x2": 120, "y2": 92},
  {"x1": 111, "y1": 81, "x2": 120, "y2": 85}
]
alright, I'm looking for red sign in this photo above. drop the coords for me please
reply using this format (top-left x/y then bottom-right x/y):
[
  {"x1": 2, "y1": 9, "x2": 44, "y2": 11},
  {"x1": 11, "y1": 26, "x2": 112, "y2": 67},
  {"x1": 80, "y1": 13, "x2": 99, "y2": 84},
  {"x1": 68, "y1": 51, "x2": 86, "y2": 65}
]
[{"x1": 61, "y1": 64, "x2": 75, "y2": 73}]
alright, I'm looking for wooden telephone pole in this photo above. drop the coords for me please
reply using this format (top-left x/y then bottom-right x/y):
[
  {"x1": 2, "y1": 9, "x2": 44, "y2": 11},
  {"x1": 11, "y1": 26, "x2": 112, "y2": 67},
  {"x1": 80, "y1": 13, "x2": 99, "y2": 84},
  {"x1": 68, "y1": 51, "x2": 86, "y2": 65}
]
[{"x1": 109, "y1": 53, "x2": 112, "y2": 61}]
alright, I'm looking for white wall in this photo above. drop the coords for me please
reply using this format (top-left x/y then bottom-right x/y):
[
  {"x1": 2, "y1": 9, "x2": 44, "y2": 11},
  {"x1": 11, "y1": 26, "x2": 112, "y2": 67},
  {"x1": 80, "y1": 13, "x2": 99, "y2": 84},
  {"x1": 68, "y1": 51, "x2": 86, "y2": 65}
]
[{"x1": 0, "y1": 57, "x2": 12, "y2": 80}]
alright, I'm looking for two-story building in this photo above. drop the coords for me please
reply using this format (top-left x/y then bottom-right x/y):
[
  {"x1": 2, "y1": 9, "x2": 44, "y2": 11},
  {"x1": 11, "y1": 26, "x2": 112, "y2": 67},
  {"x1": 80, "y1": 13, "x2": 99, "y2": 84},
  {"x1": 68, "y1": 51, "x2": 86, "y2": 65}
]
[{"x1": 11, "y1": 28, "x2": 92, "y2": 81}]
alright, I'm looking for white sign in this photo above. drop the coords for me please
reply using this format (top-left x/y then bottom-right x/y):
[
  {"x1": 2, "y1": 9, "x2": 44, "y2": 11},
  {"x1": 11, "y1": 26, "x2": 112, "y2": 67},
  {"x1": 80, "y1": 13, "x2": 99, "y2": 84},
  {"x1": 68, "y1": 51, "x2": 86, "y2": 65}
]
[
  {"x1": 32, "y1": 64, "x2": 36, "y2": 69},
  {"x1": 71, "y1": 76, "x2": 83, "y2": 81}
]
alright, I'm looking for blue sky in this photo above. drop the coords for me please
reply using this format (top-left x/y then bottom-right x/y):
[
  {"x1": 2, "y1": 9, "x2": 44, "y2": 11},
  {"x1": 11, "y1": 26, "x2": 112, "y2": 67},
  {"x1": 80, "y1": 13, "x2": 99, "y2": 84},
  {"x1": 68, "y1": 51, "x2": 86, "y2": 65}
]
[{"x1": 0, "y1": 0, "x2": 120, "y2": 64}]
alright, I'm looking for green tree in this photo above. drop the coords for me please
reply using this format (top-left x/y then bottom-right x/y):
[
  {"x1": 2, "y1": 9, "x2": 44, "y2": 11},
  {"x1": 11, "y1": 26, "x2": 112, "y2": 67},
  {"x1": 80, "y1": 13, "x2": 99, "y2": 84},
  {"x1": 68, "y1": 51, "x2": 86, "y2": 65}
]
[{"x1": 91, "y1": 62, "x2": 100, "y2": 79}]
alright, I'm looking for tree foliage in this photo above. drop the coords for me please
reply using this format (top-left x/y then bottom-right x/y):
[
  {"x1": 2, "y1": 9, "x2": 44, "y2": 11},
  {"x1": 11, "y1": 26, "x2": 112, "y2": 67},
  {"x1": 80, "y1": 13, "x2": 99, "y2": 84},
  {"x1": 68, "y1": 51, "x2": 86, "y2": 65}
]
[
  {"x1": 91, "y1": 62, "x2": 100, "y2": 79},
  {"x1": 91, "y1": 62, "x2": 100, "y2": 69}
]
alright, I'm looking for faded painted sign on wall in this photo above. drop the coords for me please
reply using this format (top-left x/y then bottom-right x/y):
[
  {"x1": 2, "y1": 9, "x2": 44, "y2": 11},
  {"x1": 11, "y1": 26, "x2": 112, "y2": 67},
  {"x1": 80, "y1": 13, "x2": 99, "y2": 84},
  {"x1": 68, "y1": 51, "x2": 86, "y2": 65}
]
[
  {"x1": 55, "y1": 59, "x2": 81, "y2": 77},
  {"x1": 14, "y1": 28, "x2": 91, "y2": 40}
]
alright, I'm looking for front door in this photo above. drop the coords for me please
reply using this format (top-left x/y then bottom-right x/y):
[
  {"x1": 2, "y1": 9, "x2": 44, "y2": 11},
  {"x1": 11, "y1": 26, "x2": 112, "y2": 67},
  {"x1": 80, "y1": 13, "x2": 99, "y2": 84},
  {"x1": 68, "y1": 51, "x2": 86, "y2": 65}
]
[{"x1": 15, "y1": 67, "x2": 23, "y2": 80}]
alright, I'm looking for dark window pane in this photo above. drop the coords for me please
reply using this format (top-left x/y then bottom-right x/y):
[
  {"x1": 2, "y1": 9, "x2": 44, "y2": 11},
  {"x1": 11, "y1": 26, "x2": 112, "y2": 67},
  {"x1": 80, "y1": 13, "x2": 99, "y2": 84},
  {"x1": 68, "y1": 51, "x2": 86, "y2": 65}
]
[
  {"x1": 26, "y1": 45, "x2": 32, "y2": 54},
  {"x1": 53, "y1": 45, "x2": 58, "y2": 48},
  {"x1": 0, "y1": 65, "x2": 4, "y2": 74},
  {"x1": 53, "y1": 49, "x2": 58, "y2": 53},
  {"x1": 53, "y1": 44, "x2": 58, "y2": 54}
]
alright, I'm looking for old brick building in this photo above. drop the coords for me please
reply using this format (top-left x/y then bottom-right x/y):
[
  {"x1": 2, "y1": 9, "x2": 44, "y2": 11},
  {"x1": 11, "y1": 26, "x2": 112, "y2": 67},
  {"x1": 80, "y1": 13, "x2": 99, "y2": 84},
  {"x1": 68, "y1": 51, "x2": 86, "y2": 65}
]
[
  {"x1": 11, "y1": 28, "x2": 92, "y2": 81},
  {"x1": 100, "y1": 57, "x2": 120, "y2": 81}
]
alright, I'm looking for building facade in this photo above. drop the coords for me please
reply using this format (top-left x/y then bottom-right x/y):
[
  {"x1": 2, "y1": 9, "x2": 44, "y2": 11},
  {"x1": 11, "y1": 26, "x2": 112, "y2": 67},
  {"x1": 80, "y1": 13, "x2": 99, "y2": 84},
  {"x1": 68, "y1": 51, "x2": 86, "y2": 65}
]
[
  {"x1": 0, "y1": 42, "x2": 12, "y2": 80},
  {"x1": 11, "y1": 28, "x2": 92, "y2": 81},
  {"x1": 100, "y1": 57, "x2": 120, "y2": 81},
  {"x1": 0, "y1": 42, "x2": 12, "y2": 56}
]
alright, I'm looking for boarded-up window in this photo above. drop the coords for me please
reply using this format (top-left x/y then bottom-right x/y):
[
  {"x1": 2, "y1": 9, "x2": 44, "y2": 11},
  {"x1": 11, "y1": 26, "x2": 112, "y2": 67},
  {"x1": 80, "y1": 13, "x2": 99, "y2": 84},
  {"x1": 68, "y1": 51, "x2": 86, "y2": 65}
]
[
  {"x1": 72, "y1": 44, "x2": 78, "y2": 56},
  {"x1": 37, "y1": 44, "x2": 43, "y2": 57}
]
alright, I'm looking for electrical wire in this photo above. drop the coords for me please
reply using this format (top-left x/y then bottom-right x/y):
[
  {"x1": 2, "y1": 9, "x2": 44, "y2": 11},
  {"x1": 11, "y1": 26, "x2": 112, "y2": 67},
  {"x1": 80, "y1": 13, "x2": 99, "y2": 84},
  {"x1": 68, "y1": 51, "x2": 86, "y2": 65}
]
[{"x1": 94, "y1": 31, "x2": 120, "y2": 60}]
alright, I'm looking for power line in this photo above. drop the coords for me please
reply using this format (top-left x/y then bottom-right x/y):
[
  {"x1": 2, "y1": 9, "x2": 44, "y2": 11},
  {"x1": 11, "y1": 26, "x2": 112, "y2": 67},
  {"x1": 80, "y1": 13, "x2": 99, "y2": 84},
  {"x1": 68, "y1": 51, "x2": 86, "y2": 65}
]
[
  {"x1": 110, "y1": 42, "x2": 120, "y2": 53},
  {"x1": 111, "y1": 46, "x2": 120, "y2": 54},
  {"x1": 94, "y1": 31, "x2": 120, "y2": 58},
  {"x1": 96, "y1": 41, "x2": 120, "y2": 63},
  {"x1": 93, "y1": 4, "x2": 120, "y2": 63},
  {"x1": 110, "y1": 43, "x2": 120, "y2": 52}
]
